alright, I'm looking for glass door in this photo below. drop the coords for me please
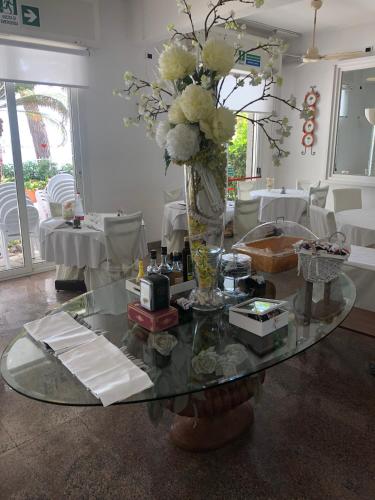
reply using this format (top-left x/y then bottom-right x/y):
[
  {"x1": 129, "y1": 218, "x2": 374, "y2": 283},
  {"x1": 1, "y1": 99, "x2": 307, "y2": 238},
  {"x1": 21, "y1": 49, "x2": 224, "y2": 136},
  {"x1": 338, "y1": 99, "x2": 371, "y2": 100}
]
[{"x1": 0, "y1": 82, "x2": 77, "y2": 278}]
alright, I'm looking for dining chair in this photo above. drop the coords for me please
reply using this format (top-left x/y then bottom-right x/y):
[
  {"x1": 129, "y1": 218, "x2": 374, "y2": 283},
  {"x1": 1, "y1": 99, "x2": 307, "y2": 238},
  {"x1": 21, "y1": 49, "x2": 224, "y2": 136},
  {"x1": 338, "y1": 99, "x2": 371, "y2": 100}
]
[
  {"x1": 309, "y1": 205, "x2": 337, "y2": 239},
  {"x1": 84, "y1": 212, "x2": 145, "y2": 290},
  {"x1": 260, "y1": 197, "x2": 308, "y2": 224},
  {"x1": 296, "y1": 179, "x2": 320, "y2": 191},
  {"x1": 332, "y1": 188, "x2": 362, "y2": 212},
  {"x1": 163, "y1": 187, "x2": 185, "y2": 204},
  {"x1": 233, "y1": 198, "x2": 260, "y2": 238},
  {"x1": 237, "y1": 180, "x2": 257, "y2": 201},
  {"x1": 309, "y1": 185, "x2": 329, "y2": 208}
]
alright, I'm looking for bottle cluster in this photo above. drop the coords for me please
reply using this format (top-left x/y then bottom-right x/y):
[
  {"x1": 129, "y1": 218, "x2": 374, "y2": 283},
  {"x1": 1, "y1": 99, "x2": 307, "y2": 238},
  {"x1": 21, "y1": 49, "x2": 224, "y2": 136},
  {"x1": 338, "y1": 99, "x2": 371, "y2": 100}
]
[{"x1": 138, "y1": 237, "x2": 193, "y2": 286}]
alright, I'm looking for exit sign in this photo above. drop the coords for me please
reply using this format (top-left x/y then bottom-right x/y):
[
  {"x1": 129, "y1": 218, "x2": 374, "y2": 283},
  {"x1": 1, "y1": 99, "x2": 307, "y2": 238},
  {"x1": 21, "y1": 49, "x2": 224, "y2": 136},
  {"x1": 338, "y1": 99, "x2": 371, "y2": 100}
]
[{"x1": 21, "y1": 4, "x2": 40, "y2": 27}]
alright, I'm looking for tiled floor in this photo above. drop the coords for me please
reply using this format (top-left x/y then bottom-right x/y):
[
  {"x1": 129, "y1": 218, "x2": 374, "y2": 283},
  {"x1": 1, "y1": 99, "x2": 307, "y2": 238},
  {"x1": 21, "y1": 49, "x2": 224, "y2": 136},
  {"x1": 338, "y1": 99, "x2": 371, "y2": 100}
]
[{"x1": 1, "y1": 271, "x2": 375, "y2": 499}]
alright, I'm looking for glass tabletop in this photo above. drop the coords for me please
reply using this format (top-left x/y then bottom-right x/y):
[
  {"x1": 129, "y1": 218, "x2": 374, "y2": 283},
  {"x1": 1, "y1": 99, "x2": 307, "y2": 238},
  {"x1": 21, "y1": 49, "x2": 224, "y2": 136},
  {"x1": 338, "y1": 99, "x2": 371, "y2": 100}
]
[{"x1": 1, "y1": 272, "x2": 355, "y2": 406}]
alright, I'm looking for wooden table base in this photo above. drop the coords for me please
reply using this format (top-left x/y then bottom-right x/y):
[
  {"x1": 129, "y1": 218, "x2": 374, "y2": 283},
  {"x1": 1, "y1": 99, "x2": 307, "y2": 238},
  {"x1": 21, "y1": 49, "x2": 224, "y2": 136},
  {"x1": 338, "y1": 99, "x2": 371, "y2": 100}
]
[
  {"x1": 170, "y1": 400, "x2": 254, "y2": 451},
  {"x1": 167, "y1": 374, "x2": 264, "y2": 452}
]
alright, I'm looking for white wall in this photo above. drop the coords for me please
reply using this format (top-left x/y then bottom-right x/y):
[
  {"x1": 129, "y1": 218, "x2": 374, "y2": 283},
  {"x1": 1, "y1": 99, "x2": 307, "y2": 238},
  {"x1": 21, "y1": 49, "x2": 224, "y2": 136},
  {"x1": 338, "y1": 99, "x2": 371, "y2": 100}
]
[
  {"x1": 277, "y1": 21, "x2": 375, "y2": 209},
  {"x1": 78, "y1": 0, "x2": 183, "y2": 242}
]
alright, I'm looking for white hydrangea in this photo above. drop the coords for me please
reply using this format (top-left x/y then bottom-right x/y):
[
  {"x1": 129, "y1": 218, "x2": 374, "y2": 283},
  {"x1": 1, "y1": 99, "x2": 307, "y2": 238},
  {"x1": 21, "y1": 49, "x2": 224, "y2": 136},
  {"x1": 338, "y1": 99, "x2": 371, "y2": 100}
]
[
  {"x1": 179, "y1": 84, "x2": 215, "y2": 123},
  {"x1": 159, "y1": 45, "x2": 196, "y2": 81},
  {"x1": 166, "y1": 124, "x2": 200, "y2": 161},
  {"x1": 155, "y1": 121, "x2": 171, "y2": 148},
  {"x1": 168, "y1": 97, "x2": 187, "y2": 124},
  {"x1": 199, "y1": 107, "x2": 236, "y2": 144},
  {"x1": 202, "y1": 38, "x2": 235, "y2": 77}
]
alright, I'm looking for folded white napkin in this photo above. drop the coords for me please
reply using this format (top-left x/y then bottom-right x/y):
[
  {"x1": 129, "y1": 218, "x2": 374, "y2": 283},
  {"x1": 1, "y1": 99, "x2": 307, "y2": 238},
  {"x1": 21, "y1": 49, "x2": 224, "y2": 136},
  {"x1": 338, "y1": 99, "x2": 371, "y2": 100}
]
[
  {"x1": 42, "y1": 218, "x2": 68, "y2": 232},
  {"x1": 24, "y1": 311, "x2": 82, "y2": 341},
  {"x1": 58, "y1": 336, "x2": 153, "y2": 406},
  {"x1": 24, "y1": 311, "x2": 97, "y2": 353}
]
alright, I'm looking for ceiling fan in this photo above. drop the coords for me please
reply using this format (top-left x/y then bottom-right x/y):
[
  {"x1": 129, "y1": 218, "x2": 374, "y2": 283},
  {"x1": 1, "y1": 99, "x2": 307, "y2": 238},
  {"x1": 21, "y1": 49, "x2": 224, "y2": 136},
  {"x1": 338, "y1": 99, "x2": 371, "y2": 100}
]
[{"x1": 295, "y1": 0, "x2": 369, "y2": 64}]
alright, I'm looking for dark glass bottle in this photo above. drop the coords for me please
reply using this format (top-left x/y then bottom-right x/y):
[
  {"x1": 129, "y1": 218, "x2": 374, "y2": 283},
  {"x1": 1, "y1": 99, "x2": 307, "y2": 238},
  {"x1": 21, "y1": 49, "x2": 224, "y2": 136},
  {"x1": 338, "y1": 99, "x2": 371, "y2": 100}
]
[{"x1": 182, "y1": 238, "x2": 193, "y2": 282}]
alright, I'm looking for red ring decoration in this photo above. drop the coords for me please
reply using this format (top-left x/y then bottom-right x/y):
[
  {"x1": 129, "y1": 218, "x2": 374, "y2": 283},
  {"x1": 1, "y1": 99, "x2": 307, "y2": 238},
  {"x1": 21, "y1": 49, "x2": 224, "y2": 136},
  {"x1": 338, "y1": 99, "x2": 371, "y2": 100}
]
[{"x1": 302, "y1": 133, "x2": 314, "y2": 147}]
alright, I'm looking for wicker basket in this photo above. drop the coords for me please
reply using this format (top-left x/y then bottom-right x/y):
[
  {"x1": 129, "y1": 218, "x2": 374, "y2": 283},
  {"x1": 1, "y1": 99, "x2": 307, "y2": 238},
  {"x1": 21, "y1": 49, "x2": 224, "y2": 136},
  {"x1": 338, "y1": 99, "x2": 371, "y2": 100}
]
[{"x1": 297, "y1": 251, "x2": 348, "y2": 283}]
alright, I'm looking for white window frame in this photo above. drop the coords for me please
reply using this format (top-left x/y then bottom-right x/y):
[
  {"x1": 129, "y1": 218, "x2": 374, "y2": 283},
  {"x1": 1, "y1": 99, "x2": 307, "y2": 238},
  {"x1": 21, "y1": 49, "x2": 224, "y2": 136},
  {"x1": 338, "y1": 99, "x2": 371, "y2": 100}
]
[{"x1": 0, "y1": 83, "x2": 84, "y2": 281}]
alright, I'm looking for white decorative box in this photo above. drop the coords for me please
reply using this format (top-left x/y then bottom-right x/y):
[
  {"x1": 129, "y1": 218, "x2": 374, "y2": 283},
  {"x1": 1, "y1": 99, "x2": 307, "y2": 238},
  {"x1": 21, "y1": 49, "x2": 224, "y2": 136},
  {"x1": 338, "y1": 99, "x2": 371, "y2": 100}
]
[
  {"x1": 126, "y1": 278, "x2": 196, "y2": 297},
  {"x1": 229, "y1": 298, "x2": 289, "y2": 337}
]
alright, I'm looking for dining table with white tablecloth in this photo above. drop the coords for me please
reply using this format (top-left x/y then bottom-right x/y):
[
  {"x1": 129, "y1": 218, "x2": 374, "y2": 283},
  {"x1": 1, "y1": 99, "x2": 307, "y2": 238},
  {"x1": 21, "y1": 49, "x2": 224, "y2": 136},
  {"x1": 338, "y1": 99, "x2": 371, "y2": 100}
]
[
  {"x1": 335, "y1": 209, "x2": 375, "y2": 247},
  {"x1": 161, "y1": 200, "x2": 235, "y2": 250},
  {"x1": 250, "y1": 189, "x2": 309, "y2": 222},
  {"x1": 40, "y1": 216, "x2": 148, "y2": 269}
]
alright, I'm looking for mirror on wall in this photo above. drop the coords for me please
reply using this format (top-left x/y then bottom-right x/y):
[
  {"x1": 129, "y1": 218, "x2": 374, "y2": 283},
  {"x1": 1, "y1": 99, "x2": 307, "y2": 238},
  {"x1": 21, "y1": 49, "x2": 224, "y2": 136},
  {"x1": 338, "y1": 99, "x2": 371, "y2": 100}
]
[{"x1": 334, "y1": 67, "x2": 375, "y2": 177}]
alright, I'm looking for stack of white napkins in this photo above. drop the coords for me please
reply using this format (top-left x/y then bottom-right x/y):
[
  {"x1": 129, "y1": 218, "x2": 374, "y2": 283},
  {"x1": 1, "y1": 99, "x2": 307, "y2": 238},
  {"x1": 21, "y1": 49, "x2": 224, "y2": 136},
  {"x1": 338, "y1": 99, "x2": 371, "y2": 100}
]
[
  {"x1": 24, "y1": 311, "x2": 153, "y2": 406},
  {"x1": 58, "y1": 336, "x2": 153, "y2": 406},
  {"x1": 24, "y1": 311, "x2": 97, "y2": 355}
]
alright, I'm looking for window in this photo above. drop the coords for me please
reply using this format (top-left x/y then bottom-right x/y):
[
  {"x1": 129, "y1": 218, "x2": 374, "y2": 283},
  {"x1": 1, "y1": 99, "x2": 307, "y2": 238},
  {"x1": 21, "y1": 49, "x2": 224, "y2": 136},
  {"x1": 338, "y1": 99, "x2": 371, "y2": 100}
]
[{"x1": 227, "y1": 112, "x2": 260, "y2": 200}]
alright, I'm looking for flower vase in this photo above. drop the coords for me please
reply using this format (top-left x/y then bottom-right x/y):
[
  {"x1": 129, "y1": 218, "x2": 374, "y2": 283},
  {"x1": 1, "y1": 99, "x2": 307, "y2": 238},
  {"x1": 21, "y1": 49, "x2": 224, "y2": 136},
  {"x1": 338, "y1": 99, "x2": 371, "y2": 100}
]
[{"x1": 184, "y1": 149, "x2": 226, "y2": 311}]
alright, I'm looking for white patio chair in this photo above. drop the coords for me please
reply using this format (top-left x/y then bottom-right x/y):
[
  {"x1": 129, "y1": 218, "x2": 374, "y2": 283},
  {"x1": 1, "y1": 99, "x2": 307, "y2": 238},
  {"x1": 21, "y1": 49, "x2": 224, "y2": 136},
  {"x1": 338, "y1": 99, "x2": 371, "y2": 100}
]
[
  {"x1": 84, "y1": 212, "x2": 145, "y2": 290},
  {"x1": 261, "y1": 197, "x2": 308, "y2": 224},
  {"x1": 309, "y1": 185, "x2": 329, "y2": 208},
  {"x1": 46, "y1": 174, "x2": 75, "y2": 204},
  {"x1": 332, "y1": 188, "x2": 362, "y2": 212},
  {"x1": 309, "y1": 205, "x2": 337, "y2": 239},
  {"x1": 233, "y1": 198, "x2": 260, "y2": 238},
  {"x1": 0, "y1": 204, "x2": 40, "y2": 269}
]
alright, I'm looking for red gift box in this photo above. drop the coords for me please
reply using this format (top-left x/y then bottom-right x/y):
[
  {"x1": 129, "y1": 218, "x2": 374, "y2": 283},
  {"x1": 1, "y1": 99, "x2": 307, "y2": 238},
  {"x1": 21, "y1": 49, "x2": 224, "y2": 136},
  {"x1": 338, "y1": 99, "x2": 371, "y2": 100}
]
[{"x1": 127, "y1": 302, "x2": 179, "y2": 332}]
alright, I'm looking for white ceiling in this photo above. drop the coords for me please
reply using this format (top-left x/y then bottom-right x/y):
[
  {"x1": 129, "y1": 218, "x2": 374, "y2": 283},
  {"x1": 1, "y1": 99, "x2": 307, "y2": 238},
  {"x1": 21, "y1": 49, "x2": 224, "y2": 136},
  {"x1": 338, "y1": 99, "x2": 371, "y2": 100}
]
[{"x1": 243, "y1": 0, "x2": 375, "y2": 35}]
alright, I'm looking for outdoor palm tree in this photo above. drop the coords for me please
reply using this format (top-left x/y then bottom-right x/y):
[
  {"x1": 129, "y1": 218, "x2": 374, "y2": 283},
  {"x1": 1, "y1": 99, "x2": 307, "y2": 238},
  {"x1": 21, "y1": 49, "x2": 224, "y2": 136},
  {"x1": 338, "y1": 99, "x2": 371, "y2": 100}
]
[{"x1": 0, "y1": 83, "x2": 68, "y2": 160}]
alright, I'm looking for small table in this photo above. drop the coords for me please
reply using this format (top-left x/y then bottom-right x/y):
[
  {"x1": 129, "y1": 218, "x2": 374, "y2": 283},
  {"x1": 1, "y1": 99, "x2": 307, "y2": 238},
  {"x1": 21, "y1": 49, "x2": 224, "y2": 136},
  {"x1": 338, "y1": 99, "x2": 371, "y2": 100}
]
[
  {"x1": 250, "y1": 189, "x2": 309, "y2": 222},
  {"x1": 1, "y1": 272, "x2": 355, "y2": 451},
  {"x1": 336, "y1": 209, "x2": 375, "y2": 247},
  {"x1": 39, "y1": 218, "x2": 148, "y2": 290}
]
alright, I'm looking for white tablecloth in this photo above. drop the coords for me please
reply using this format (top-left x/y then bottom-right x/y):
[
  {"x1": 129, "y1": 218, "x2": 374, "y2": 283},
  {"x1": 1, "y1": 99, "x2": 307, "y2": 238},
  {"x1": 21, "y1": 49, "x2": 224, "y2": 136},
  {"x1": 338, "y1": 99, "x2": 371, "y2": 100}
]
[
  {"x1": 161, "y1": 200, "x2": 235, "y2": 244},
  {"x1": 336, "y1": 209, "x2": 375, "y2": 247},
  {"x1": 40, "y1": 217, "x2": 148, "y2": 269},
  {"x1": 250, "y1": 189, "x2": 309, "y2": 222}
]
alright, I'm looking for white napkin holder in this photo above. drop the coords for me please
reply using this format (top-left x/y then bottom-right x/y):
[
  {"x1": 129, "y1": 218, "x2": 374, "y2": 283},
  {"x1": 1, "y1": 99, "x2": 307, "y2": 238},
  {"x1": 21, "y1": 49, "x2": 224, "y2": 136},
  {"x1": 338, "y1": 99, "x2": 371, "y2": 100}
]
[{"x1": 229, "y1": 298, "x2": 288, "y2": 337}]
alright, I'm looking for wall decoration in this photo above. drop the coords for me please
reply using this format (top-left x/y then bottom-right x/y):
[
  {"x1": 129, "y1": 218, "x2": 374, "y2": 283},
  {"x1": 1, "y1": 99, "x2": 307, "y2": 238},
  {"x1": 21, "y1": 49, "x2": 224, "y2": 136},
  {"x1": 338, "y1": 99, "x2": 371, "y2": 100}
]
[{"x1": 302, "y1": 86, "x2": 320, "y2": 155}]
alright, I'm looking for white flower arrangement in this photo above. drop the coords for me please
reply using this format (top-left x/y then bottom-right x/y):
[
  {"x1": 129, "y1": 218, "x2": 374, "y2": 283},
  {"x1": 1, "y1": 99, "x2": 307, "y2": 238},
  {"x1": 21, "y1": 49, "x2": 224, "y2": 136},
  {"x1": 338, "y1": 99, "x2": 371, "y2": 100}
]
[
  {"x1": 116, "y1": 0, "x2": 306, "y2": 169},
  {"x1": 166, "y1": 124, "x2": 200, "y2": 162}
]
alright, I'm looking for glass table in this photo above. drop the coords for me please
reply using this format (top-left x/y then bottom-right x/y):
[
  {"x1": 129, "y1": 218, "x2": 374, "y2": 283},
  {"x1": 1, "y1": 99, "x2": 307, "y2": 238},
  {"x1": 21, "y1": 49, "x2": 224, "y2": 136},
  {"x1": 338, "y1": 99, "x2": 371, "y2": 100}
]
[{"x1": 1, "y1": 272, "x2": 355, "y2": 451}]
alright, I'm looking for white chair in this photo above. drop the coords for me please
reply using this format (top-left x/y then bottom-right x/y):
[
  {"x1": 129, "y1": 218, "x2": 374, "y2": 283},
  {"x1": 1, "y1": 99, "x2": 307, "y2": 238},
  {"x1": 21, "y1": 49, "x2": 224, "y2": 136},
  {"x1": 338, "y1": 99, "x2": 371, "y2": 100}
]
[
  {"x1": 46, "y1": 174, "x2": 75, "y2": 204},
  {"x1": 0, "y1": 204, "x2": 40, "y2": 269},
  {"x1": 260, "y1": 197, "x2": 308, "y2": 224},
  {"x1": 296, "y1": 179, "x2": 321, "y2": 191},
  {"x1": 309, "y1": 205, "x2": 337, "y2": 239},
  {"x1": 237, "y1": 180, "x2": 257, "y2": 201},
  {"x1": 163, "y1": 187, "x2": 185, "y2": 204},
  {"x1": 84, "y1": 212, "x2": 145, "y2": 290},
  {"x1": 332, "y1": 188, "x2": 362, "y2": 212},
  {"x1": 309, "y1": 185, "x2": 329, "y2": 208},
  {"x1": 35, "y1": 189, "x2": 51, "y2": 221},
  {"x1": 233, "y1": 198, "x2": 260, "y2": 238}
]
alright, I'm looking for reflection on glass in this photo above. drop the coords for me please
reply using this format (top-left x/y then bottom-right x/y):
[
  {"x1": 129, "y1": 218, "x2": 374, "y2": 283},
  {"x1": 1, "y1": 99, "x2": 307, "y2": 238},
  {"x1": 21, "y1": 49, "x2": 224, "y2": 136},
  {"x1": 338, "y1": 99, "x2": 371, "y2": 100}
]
[{"x1": 335, "y1": 68, "x2": 375, "y2": 176}]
